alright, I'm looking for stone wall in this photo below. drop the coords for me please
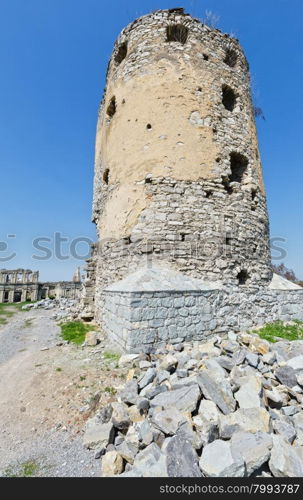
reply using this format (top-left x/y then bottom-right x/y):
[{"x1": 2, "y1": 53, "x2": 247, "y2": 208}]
[{"x1": 103, "y1": 287, "x2": 303, "y2": 353}]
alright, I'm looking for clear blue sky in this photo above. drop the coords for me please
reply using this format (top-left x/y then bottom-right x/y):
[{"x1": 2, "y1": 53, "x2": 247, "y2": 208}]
[{"x1": 0, "y1": 0, "x2": 302, "y2": 281}]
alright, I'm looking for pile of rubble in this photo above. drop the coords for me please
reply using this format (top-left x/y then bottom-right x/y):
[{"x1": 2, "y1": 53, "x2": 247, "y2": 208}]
[
  {"x1": 83, "y1": 331, "x2": 303, "y2": 477},
  {"x1": 22, "y1": 298, "x2": 79, "y2": 322}
]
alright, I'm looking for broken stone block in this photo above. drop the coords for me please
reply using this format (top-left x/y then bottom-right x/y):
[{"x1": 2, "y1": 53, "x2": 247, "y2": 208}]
[
  {"x1": 231, "y1": 431, "x2": 272, "y2": 476},
  {"x1": 199, "y1": 439, "x2": 245, "y2": 477},
  {"x1": 272, "y1": 416, "x2": 296, "y2": 444},
  {"x1": 293, "y1": 412, "x2": 303, "y2": 446},
  {"x1": 159, "y1": 354, "x2": 178, "y2": 372},
  {"x1": 116, "y1": 440, "x2": 138, "y2": 464},
  {"x1": 197, "y1": 370, "x2": 236, "y2": 414},
  {"x1": 245, "y1": 352, "x2": 259, "y2": 368},
  {"x1": 286, "y1": 355, "x2": 303, "y2": 371},
  {"x1": 219, "y1": 408, "x2": 270, "y2": 439},
  {"x1": 85, "y1": 331, "x2": 98, "y2": 346},
  {"x1": 151, "y1": 407, "x2": 186, "y2": 436},
  {"x1": 198, "y1": 399, "x2": 220, "y2": 423},
  {"x1": 111, "y1": 402, "x2": 131, "y2": 431},
  {"x1": 269, "y1": 435, "x2": 303, "y2": 477},
  {"x1": 83, "y1": 417, "x2": 114, "y2": 449},
  {"x1": 275, "y1": 365, "x2": 297, "y2": 388},
  {"x1": 150, "y1": 384, "x2": 200, "y2": 413},
  {"x1": 119, "y1": 379, "x2": 138, "y2": 405},
  {"x1": 101, "y1": 450, "x2": 124, "y2": 477},
  {"x1": 164, "y1": 431, "x2": 202, "y2": 477},
  {"x1": 118, "y1": 354, "x2": 140, "y2": 367},
  {"x1": 234, "y1": 375, "x2": 262, "y2": 409},
  {"x1": 120, "y1": 443, "x2": 168, "y2": 477}
]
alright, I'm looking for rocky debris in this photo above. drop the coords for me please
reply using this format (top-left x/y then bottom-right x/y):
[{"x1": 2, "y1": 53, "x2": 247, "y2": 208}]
[
  {"x1": 197, "y1": 370, "x2": 236, "y2": 414},
  {"x1": 230, "y1": 432, "x2": 272, "y2": 476},
  {"x1": 219, "y1": 408, "x2": 270, "y2": 438},
  {"x1": 199, "y1": 440, "x2": 245, "y2": 477},
  {"x1": 85, "y1": 331, "x2": 98, "y2": 346},
  {"x1": 83, "y1": 417, "x2": 114, "y2": 450},
  {"x1": 84, "y1": 332, "x2": 303, "y2": 477},
  {"x1": 269, "y1": 435, "x2": 303, "y2": 477},
  {"x1": 164, "y1": 429, "x2": 202, "y2": 477},
  {"x1": 101, "y1": 450, "x2": 124, "y2": 477},
  {"x1": 150, "y1": 384, "x2": 200, "y2": 413}
]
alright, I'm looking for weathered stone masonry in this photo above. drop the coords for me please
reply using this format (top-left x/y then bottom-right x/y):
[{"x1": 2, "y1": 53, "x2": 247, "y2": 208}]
[
  {"x1": 83, "y1": 8, "x2": 302, "y2": 351},
  {"x1": 104, "y1": 288, "x2": 303, "y2": 353}
]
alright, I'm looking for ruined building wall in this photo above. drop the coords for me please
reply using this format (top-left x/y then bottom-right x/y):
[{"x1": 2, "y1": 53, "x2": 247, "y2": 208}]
[{"x1": 91, "y1": 9, "x2": 272, "y2": 324}]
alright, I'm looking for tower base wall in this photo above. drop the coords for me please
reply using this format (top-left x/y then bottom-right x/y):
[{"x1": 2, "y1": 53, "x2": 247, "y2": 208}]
[{"x1": 102, "y1": 287, "x2": 303, "y2": 353}]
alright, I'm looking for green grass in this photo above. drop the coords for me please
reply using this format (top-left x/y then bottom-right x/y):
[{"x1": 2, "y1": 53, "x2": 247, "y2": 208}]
[
  {"x1": 4, "y1": 459, "x2": 40, "y2": 478},
  {"x1": 251, "y1": 320, "x2": 303, "y2": 343},
  {"x1": 60, "y1": 321, "x2": 96, "y2": 345},
  {"x1": 103, "y1": 351, "x2": 120, "y2": 362},
  {"x1": 0, "y1": 301, "x2": 35, "y2": 326},
  {"x1": 104, "y1": 386, "x2": 117, "y2": 395},
  {"x1": 24, "y1": 319, "x2": 33, "y2": 328}
]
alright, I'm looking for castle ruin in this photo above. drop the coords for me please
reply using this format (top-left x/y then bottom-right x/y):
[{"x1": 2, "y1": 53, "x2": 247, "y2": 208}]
[
  {"x1": 0, "y1": 268, "x2": 81, "y2": 303},
  {"x1": 82, "y1": 8, "x2": 303, "y2": 352}
]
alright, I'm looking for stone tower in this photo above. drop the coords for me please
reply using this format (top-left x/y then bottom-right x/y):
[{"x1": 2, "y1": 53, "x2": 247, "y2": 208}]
[{"x1": 90, "y1": 8, "x2": 272, "y2": 325}]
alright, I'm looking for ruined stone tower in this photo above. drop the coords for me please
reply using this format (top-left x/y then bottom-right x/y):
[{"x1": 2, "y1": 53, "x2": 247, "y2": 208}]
[{"x1": 88, "y1": 8, "x2": 273, "y2": 328}]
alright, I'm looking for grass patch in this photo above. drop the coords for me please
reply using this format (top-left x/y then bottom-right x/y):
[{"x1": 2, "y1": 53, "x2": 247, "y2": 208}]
[
  {"x1": 60, "y1": 321, "x2": 96, "y2": 345},
  {"x1": 0, "y1": 301, "x2": 36, "y2": 327},
  {"x1": 4, "y1": 459, "x2": 40, "y2": 478},
  {"x1": 104, "y1": 386, "x2": 117, "y2": 395},
  {"x1": 55, "y1": 367, "x2": 62, "y2": 372},
  {"x1": 24, "y1": 319, "x2": 33, "y2": 328},
  {"x1": 103, "y1": 351, "x2": 120, "y2": 362},
  {"x1": 251, "y1": 320, "x2": 303, "y2": 343}
]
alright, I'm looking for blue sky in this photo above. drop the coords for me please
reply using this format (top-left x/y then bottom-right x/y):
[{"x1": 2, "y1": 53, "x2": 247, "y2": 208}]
[{"x1": 0, "y1": 0, "x2": 302, "y2": 281}]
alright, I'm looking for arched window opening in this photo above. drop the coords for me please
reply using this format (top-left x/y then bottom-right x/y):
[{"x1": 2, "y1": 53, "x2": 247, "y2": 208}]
[
  {"x1": 229, "y1": 152, "x2": 248, "y2": 183},
  {"x1": 103, "y1": 168, "x2": 110, "y2": 185},
  {"x1": 222, "y1": 85, "x2": 237, "y2": 111},
  {"x1": 166, "y1": 24, "x2": 189, "y2": 44},
  {"x1": 237, "y1": 270, "x2": 249, "y2": 285},
  {"x1": 115, "y1": 42, "x2": 128, "y2": 65},
  {"x1": 224, "y1": 49, "x2": 238, "y2": 67},
  {"x1": 106, "y1": 97, "x2": 116, "y2": 118}
]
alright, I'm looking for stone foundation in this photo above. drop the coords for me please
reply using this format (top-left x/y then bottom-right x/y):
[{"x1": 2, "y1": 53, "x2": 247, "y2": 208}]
[{"x1": 102, "y1": 266, "x2": 303, "y2": 353}]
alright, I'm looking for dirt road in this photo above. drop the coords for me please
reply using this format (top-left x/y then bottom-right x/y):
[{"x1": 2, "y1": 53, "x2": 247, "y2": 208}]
[{"x1": 0, "y1": 307, "x2": 125, "y2": 477}]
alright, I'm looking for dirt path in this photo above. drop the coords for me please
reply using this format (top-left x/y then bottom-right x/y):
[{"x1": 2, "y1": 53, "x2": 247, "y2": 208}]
[{"x1": 0, "y1": 308, "x2": 126, "y2": 477}]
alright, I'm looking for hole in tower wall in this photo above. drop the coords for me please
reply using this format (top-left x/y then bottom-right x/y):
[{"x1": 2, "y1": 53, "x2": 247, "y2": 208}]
[
  {"x1": 115, "y1": 42, "x2": 128, "y2": 64},
  {"x1": 224, "y1": 48, "x2": 238, "y2": 67},
  {"x1": 229, "y1": 153, "x2": 248, "y2": 183},
  {"x1": 222, "y1": 85, "x2": 237, "y2": 111},
  {"x1": 237, "y1": 270, "x2": 249, "y2": 285},
  {"x1": 166, "y1": 24, "x2": 189, "y2": 44},
  {"x1": 146, "y1": 123, "x2": 152, "y2": 130},
  {"x1": 203, "y1": 54, "x2": 209, "y2": 60},
  {"x1": 205, "y1": 190, "x2": 213, "y2": 198},
  {"x1": 106, "y1": 97, "x2": 116, "y2": 118},
  {"x1": 103, "y1": 168, "x2": 110, "y2": 185},
  {"x1": 180, "y1": 233, "x2": 186, "y2": 242},
  {"x1": 251, "y1": 188, "x2": 257, "y2": 201}
]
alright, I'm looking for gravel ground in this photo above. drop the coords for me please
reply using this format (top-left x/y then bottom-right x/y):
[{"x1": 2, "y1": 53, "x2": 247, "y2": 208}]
[{"x1": 0, "y1": 307, "x2": 124, "y2": 477}]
